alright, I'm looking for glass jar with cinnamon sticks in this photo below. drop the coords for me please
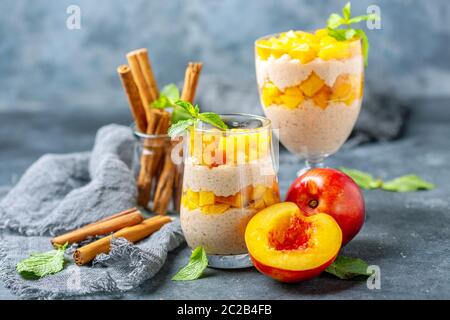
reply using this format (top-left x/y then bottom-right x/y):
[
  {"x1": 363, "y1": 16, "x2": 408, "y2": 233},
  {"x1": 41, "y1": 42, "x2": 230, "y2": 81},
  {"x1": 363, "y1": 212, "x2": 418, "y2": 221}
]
[{"x1": 132, "y1": 123, "x2": 184, "y2": 214}]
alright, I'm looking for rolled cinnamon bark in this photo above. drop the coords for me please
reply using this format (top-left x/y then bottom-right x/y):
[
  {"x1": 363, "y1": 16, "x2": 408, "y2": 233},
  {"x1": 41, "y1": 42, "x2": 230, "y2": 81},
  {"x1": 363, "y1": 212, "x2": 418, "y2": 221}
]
[
  {"x1": 51, "y1": 208, "x2": 144, "y2": 246},
  {"x1": 73, "y1": 215, "x2": 172, "y2": 265},
  {"x1": 181, "y1": 62, "x2": 203, "y2": 103},
  {"x1": 127, "y1": 48, "x2": 159, "y2": 112},
  {"x1": 117, "y1": 65, "x2": 148, "y2": 132},
  {"x1": 153, "y1": 147, "x2": 176, "y2": 215}
]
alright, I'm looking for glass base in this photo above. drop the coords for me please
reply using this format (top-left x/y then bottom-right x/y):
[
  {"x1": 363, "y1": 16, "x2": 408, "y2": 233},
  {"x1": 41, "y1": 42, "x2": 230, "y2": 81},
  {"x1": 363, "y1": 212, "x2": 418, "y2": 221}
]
[
  {"x1": 207, "y1": 253, "x2": 253, "y2": 269},
  {"x1": 297, "y1": 158, "x2": 325, "y2": 176}
]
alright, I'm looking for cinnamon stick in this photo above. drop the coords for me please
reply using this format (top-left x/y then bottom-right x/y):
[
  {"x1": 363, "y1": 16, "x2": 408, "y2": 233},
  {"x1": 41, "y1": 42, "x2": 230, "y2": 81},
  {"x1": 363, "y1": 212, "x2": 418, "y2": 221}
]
[
  {"x1": 136, "y1": 109, "x2": 163, "y2": 208},
  {"x1": 117, "y1": 65, "x2": 147, "y2": 132},
  {"x1": 127, "y1": 49, "x2": 159, "y2": 115},
  {"x1": 73, "y1": 215, "x2": 172, "y2": 265},
  {"x1": 181, "y1": 62, "x2": 203, "y2": 103},
  {"x1": 153, "y1": 147, "x2": 176, "y2": 215},
  {"x1": 51, "y1": 208, "x2": 144, "y2": 246}
]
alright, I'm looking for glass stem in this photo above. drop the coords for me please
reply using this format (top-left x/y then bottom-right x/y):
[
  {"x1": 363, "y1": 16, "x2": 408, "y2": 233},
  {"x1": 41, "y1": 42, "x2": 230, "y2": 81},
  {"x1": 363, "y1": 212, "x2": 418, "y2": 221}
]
[{"x1": 297, "y1": 158, "x2": 325, "y2": 176}]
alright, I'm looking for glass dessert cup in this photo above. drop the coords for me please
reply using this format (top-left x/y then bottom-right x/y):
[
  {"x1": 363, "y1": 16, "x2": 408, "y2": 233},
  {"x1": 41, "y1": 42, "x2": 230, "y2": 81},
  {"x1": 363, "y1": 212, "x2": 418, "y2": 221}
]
[
  {"x1": 255, "y1": 30, "x2": 364, "y2": 175},
  {"x1": 180, "y1": 114, "x2": 280, "y2": 269}
]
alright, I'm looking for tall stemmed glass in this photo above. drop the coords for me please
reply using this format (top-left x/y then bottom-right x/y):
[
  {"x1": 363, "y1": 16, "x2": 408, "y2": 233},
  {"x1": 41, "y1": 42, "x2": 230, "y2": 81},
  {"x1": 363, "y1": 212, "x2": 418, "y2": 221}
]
[{"x1": 255, "y1": 30, "x2": 364, "y2": 175}]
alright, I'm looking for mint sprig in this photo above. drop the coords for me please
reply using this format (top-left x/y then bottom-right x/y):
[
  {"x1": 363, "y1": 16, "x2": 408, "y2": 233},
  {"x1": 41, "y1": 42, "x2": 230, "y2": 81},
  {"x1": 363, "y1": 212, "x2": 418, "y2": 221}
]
[
  {"x1": 339, "y1": 167, "x2": 435, "y2": 192},
  {"x1": 326, "y1": 2, "x2": 379, "y2": 66},
  {"x1": 172, "y1": 246, "x2": 208, "y2": 281},
  {"x1": 325, "y1": 255, "x2": 371, "y2": 280},
  {"x1": 167, "y1": 101, "x2": 228, "y2": 138},
  {"x1": 16, "y1": 243, "x2": 68, "y2": 279},
  {"x1": 150, "y1": 83, "x2": 192, "y2": 124}
]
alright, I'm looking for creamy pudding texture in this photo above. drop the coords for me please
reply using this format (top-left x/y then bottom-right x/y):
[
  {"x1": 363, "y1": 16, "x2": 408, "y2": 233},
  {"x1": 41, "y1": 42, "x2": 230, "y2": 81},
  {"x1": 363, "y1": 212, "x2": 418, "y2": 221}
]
[
  {"x1": 264, "y1": 99, "x2": 361, "y2": 157},
  {"x1": 181, "y1": 207, "x2": 256, "y2": 255},
  {"x1": 183, "y1": 158, "x2": 275, "y2": 196}
]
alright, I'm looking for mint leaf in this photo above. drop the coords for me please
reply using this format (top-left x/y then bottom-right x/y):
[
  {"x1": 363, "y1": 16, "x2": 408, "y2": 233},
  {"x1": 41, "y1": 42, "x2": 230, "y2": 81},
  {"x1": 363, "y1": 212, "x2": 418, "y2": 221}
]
[
  {"x1": 172, "y1": 106, "x2": 193, "y2": 124},
  {"x1": 382, "y1": 174, "x2": 435, "y2": 192},
  {"x1": 16, "y1": 243, "x2": 68, "y2": 278},
  {"x1": 348, "y1": 14, "x2": 379, "y2": 24},
  {"x1": 339, "y1": 167, "x2": 382, "y2": 190},
  {"x1": 168, "y1": 118, "x2": 195, "y2": 138},
  {"x1": 161, "y1": 83, "x2": 180, "y2": 102},
  {"x1": 168, "y1": 101, "x2": 227, "y2": 136},
  {"x1": 342, "y1": 2, "x2": 351, "y2": 20},
  {"x1": 327, "y1": 13, "x2": 344, "y2": 29},
  {"x1": 198, "y1": 112, "x2": 228, "y2": 130},
  {"x1": 151, "y1": 83, "x2": 180, "y2": 109},
  {"x1": 325, "y1": 256, "x2": 370, "y2": 280},
  {"x1": 345, "y1": 28, "x2": 357, "y2": 40},
  {"x1": 355, "y1": 29, "x2": 369, "y2": 66},
  {"x1": 172, "y1": 246, "x2": 208, "y2": 281},
  {"x1": 327, "y1": 28, "x2": 347, "y2": 41},
  {"x1": 174, "y1": 100, "x2": 198, "y2": 117}
]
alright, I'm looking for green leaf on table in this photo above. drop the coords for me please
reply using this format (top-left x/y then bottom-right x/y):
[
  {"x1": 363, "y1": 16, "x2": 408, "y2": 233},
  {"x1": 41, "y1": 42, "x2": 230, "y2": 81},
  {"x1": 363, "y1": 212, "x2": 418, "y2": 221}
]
[
  {"x1": 198, "y1": 112, "x2": 228, "y2": 130},
  {"x1": 382, "y1": 174, "x2": 435, "y2": 192},
  {"x1": 339, "y1": 167, "x2": 382, "y2": 190},
  {"x1": 172, "y1": 246, "x2": 208, "y2": 281},
  {"x1": 325, "y1": 256, "x2": 370, "y2": 280},
  {"x1": 16, "y1": 243, "x2": 68, "y2": 279},
  {"x1": 168, "y1": 118, "x2": 195, "y2": 138}
]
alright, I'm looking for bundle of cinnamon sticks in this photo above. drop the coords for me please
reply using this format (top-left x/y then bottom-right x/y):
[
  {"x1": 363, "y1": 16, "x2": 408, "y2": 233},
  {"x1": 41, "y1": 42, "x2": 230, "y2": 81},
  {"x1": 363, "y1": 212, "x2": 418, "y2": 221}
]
[
  {"x1": 117, "y1": 48, "x2": 202, "y2": 214},
  {"x1": 52, "y1": 208, "x2": 171, "y2": 265}
]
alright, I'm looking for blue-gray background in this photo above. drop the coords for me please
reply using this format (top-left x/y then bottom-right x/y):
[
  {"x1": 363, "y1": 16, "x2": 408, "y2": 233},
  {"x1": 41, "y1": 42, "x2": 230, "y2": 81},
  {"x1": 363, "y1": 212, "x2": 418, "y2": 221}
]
[{"x1": 1, "y1": 0, "x2": 449, "y2": 115}]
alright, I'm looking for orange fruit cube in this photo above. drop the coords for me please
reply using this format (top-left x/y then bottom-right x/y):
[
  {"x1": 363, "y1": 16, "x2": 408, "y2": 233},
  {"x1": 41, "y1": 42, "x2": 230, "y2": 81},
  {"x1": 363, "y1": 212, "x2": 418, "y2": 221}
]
[
  {"x1": 289, "y1": 43, "x2": 316, "y2": 64},
  {"x1": 201, "y1": 204, "x2": 230, "y2": 215},
  {"x1": 313, "y1": 86, "x2": 332, "y2": 110},
  {"x1": 199, "y1": 191, "x2": 215, "y2": 207},
  {"x1": 299, "y1": 72, "x2": 325, "y2": 97}
]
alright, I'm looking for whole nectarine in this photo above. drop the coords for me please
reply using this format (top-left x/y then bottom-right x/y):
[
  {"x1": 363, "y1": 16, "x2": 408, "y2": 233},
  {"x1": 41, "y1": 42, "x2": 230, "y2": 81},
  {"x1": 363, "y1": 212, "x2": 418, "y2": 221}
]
[{"x1": 285, "y1": 168, "x2": 365, "y2": 245}]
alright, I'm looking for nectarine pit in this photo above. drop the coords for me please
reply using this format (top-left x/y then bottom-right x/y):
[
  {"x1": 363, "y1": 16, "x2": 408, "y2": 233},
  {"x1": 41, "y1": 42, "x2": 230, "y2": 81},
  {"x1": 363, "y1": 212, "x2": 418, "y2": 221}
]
[{"x1": 268, "y1": 215, "x2": 311, "y2": 251}]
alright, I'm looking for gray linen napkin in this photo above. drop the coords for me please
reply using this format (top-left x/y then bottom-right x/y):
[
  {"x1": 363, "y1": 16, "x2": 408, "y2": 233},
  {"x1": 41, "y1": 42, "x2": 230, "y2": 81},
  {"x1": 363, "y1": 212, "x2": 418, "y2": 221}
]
[{"x1": 0, "y1": 124, "x2": 185, "y2": 299}]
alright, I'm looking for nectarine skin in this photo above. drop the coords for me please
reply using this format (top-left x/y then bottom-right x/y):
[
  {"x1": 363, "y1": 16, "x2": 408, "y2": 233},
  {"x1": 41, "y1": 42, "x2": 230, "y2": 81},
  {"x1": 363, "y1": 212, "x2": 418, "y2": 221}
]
[
  {"x1": 286, "y1": 168, "x2": 365, "y2": 245},
  {"x1": 250, "y1": 254, "x2": 337, "y2": 283}
]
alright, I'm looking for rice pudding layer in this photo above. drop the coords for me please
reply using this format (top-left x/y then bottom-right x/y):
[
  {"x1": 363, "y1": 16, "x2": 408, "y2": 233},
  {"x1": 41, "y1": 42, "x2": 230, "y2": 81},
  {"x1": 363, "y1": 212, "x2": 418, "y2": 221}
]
[
  {"x1": 264, "y1": 99, "x2": 361, "y2": 158},
  {"x1": 256, "y1": 54, "x2": 363, "y2": 90},
  {"x1": 181, "y1": 206, "x2": 256, "y2": 255},
  {"x1": 183, "y1": 158, "x2": 276, "y2": 196}
]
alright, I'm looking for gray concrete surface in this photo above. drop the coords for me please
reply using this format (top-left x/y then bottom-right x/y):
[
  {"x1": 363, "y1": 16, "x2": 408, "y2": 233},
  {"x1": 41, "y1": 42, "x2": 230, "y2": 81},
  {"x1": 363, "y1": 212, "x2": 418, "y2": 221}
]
[{"x1": 0, "y1": 98, "x2": 449, "y2": 299}]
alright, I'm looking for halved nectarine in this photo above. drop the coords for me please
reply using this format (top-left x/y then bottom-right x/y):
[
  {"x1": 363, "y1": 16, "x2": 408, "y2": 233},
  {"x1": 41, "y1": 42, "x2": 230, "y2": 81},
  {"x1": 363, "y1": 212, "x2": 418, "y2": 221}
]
[{"x1": 245, "y1": 202, "x2": 342, "y2": 283}]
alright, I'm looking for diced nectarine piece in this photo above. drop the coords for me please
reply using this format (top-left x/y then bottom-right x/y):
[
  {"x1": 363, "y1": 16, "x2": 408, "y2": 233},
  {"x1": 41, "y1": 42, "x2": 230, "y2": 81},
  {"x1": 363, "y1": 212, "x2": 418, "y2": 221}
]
[
  {"x1": 255, "y1": 40, "x2": 272, "y2": 60},
  {"x1": 201, "y1": 204, "x2": 230, "y2": 215},
  {"x1": 331, "y1": 74, "x2": 361, "y2": 105},
  {"x1": 281, "y1": 94, "x2": 304, "y2": 109},
  {"x1": 318, "y1": 42, "x2": 351, "y2": 60},
  {"x1": 313, "y1": 86, "x2": 332, "y2": 110},
  {"x1": 289, "y1": 44, "x2": 316, "y2": 64},
  {"x1": 252, "y1": 198, "x2": 266, "y2": 211},
  {"x1": 263, "y1": 189, "x2": 277, "y2": 207},
  {"x1": 261, "y1": 83, "x2": 281, "y2": 107},
  {"x1": 252, "y1": 185, "x2": 267, "y2": 200},
  {"x1": 315, "y1": 28, "x2": 329, "y2": 38},
  {"x1": 199, "y1": 191, "x2": 215, "y2": 207},
  {"x1": 299, "y1": 72, "x2": 325, "y2": 97},
  {"x1": 185, "y1": 189, "x2": 199, "y2": 210}
]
